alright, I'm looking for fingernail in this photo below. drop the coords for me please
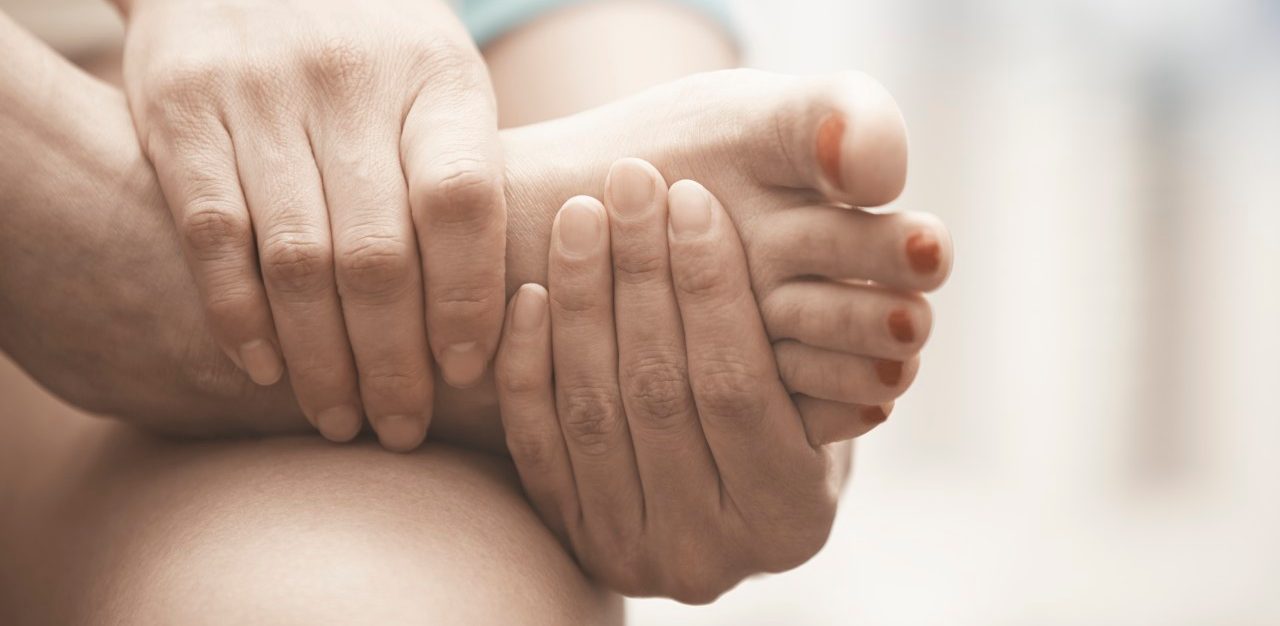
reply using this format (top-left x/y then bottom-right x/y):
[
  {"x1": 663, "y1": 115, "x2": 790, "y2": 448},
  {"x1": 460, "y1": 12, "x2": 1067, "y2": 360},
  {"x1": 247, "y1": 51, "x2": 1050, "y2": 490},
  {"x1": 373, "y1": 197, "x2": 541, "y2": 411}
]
[
  {"x1": 875, "y1": 360, "x2": 903, "y2": 386},
  {"x1": 316, "y1": 405, "x2": 362, "y2": 443},
  {"x1": 887, "y1": 309, "x2": 916, "y2": 343},
  {"x1": 607, "y1": 159, "x2": 655, "y2": 217},
  {"x1": 817, "y1": 114, "x2": 846, "y2": 191},
  {"x1": 862, "y1": 404, "x2": 890, "y2": 424},
  {"x1": 376, "y1": 414, "x2": 425, "y2": 453},
  {"x1": 906, "y1": 231, "x2": 941, "y2": 274},
  {"x1": 511, "y1": 285, "x2": 546, "y2": 333},
  {"x1": 440, "y1": 341, "x2": 486, "y2": 388},
  {"x1": 557, "y1": 199, "x2": 602, "y2": 256},
  {"x1": 668, "y1": 181, "x2": 712, "y2": 236},
  {"x1": 239, "y1": 340, "x2": 283, "y2": 386}
]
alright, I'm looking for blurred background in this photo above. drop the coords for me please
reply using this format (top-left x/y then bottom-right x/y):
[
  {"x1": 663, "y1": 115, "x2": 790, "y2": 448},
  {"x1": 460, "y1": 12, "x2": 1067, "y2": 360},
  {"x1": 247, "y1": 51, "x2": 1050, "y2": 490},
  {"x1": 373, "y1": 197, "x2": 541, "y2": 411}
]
[
  {"x1": 5, "y1": 0, "x2": 1278, "y2": 623},
  {"x1": 633, "y1": 0, "x2": 1280, "y2": 623}
]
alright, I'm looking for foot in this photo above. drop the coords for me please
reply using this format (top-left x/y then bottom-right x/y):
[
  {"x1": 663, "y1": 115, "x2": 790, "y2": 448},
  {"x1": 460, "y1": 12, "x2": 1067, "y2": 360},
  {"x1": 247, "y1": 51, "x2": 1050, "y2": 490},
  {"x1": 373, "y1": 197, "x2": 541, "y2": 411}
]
[{"x1": 492, "y1": 69, "x2": 953, "y2": 442}]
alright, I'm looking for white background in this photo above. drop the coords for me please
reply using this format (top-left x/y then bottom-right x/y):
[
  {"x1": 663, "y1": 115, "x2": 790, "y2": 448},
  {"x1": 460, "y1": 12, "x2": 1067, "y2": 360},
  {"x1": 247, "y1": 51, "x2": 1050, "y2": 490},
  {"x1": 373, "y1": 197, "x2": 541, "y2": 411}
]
[{"x1": 631, "y1": 0, "x2": 1280, "y2": 623}]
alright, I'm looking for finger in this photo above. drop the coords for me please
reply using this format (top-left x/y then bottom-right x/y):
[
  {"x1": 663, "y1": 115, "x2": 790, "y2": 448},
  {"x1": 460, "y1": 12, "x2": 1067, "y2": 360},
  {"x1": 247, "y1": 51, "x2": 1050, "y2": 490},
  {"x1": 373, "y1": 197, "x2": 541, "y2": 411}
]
[
  {"x1": 235, "y1": 124, "x2": 362, "y2": 443},
  {"x1": 320, "y1": 123, "x2": 433, "y2": 453},
  {"x1": 762, "y1": 280, "x2": 934, "y2": 360},
  {"x1": 775, "y1": 341, "x2": 919, "y2": 405},
  {"x1": 794, "y1": 396, "x2": 894, "y2": 446},
  {"x1": 148, "y1": 119, "x2": 282, "y2": 387},
  {"x1": 402, "y1": 51, "x2": 506, "y2": 390},
  {"x1": 758, "y1": 207, "x2": 952, "y2": 292},
  {"x1": 603, "y1": 158, "x2": 720, "y2": 517},
  {"x1": 495, "y1": 284, "x2": 577, "y2": 540},
  {"x1": 546, "y1": 196, "x2": 643, "y2": 528},
  {"x1": 665, "y1": 180, "x2": 823, "y2": 501}
]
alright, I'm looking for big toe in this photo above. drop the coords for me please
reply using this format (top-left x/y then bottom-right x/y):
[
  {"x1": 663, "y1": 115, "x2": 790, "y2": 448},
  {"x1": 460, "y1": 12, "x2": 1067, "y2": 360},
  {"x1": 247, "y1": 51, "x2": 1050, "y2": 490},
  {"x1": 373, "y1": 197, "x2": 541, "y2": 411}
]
[{"x1": 759, "y1": 71, "x2": 909, "y2": 207}]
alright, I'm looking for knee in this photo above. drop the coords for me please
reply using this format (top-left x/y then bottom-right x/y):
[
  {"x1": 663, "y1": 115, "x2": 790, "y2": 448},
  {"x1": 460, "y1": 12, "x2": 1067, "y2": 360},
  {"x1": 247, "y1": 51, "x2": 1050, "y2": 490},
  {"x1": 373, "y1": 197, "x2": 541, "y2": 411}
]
[{"x1": 70, "y1": 435, "x2": 621, "y2": 625}]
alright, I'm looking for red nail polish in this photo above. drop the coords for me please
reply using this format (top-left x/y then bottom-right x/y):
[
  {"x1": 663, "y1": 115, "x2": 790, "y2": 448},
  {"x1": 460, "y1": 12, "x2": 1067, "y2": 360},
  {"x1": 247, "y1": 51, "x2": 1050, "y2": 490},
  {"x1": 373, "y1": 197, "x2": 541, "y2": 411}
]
[
  {"x1": 861, "y1": 405, "x2": 889, "y2": 424},
  {"x1": 816, "y1": 114, "x2": 846, "y2": 191},
  {"x1": 888, "y1": 309, "x2": 915, "y2": 343},
  {"x1": 875, "y1": 360, "x2": 903, "y2": 386},
  {"x1": 906, "y1": 232, "x2": 941, "y2": 274}
]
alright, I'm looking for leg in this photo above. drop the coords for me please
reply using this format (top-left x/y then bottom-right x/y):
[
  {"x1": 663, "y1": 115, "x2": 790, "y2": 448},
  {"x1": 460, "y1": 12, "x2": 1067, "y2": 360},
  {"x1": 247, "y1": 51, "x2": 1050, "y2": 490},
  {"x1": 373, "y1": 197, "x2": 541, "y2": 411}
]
[
  {"x1": 0, "y1": 361, "x2": 621, "y2": 625},
  {"x1": 482, "y1": 0, "x2": 738, "y2": 125}
]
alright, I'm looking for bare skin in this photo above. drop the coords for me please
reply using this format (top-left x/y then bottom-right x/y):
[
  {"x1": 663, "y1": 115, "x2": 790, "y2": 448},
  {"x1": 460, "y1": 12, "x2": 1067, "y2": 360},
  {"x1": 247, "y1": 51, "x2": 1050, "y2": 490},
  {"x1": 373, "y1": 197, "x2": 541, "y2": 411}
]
[
  {"x1": 0, "y1": 1, "x2": 951, "y2": 620},
  {"x1": 1, "y1": 48, "x2": 948, "y2": 452}
]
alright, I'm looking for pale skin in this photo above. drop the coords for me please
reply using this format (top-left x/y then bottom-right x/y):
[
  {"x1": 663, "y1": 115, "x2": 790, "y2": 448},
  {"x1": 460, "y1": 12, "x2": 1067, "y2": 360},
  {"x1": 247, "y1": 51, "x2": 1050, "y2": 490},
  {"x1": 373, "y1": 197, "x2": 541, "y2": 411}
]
[
  {"x1": 0, "y1": 0, "x2": 953, "y2": 619},
  {"x1": 114, "y1": 0, "x2": 511, "y2": 450}
]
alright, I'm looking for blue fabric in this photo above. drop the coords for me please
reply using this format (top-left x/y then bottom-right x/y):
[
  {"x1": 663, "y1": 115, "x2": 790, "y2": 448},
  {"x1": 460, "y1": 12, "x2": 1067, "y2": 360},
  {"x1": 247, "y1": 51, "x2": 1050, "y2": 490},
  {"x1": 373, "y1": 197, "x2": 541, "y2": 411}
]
[{"x1": 459, "y1": 0, "x2": 734, "y2": 46}]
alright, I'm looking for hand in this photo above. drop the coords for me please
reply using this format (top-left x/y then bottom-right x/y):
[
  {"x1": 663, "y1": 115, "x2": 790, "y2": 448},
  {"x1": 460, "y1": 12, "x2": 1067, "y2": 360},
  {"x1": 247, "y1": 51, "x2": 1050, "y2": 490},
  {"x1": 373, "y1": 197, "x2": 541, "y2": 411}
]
[
  {"x1": 495, "y1": 165, "x2": 863, "y2": 603},
  {"x1": 119, "y1": 0, "x2": 507, "y2": 450}
]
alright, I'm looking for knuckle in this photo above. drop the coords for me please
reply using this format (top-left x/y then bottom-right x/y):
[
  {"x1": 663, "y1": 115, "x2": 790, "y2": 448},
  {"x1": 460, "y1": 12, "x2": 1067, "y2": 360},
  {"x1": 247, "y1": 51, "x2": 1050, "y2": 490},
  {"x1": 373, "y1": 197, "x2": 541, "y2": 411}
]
[
  {"x1": 610, "y1": 247, "x2": 667, "y2": 286},
  {"x1": 335, "y1": 233, "x2": 416, "y2": 300},
  {"x1": 622, "y1": 351, "x2": 693, "y2": 429},
  {"x1": 412, "y1": 157, "x2": 504, "y2": 233},
  {"x1": 260, "y1": 233, "x2": 334, "y2": 297},
  {"x1": 693, "y1": 356, "x2": 768, "y2": 427},
  {"x1": 430, "y1": 282, "x2": 499, "y2": 317},
  {"x1": 146, "y1": 60, "x2": 224, "y2": 122},
  {"x1": 416, "y1": 38, "x2": 485, "y2": 90},
  {"x1": 359, "y1": 362, "x2": 428, "y2": 398},
  {"x1": 234, "y1": 61, "x2": 288, "y2": 112},
  {"x1": 306, "y1": 36, "x2": 376, "y2": 97},
  {"x1": 673, "y1": 259, "x2": 733, "y2": 302},
  {"x1": 559, "y1": 385, "x2": 623, "y2": 456},
  {"x1": 504, "y1": 427, "x2": 559, "y2": 473},
  {"x1": 497, "y1": 364, "x2": 547, "y2": 399},
  {"x1": 202, "y1": 285, "x2": 260, "y2": 328},
  {"x1": 548, "y1": 286, "x2": 602, "y2": 317},
  {"x1": 180, "y1": 204, "x2": 250, "y2": 261}
]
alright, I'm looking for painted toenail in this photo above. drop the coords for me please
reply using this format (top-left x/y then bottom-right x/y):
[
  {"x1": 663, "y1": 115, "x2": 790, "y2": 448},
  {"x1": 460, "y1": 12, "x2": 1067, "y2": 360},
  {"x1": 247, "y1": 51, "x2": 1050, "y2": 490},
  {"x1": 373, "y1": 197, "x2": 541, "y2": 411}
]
[
  {"x1": 607, "y1": 160, "x2": 655, "y2": 217},
  {"x1": 557, "y1": 199, "x2": 603, "y2": 255},
  {"x1": 875, "y1": 360, "x2": 903, "y2": 386},
  {"x1": 861, "y1": 405, "x2": 889, "y2": 424},
  {"x1": 668, "y1": 181, "x2": 712, "y2": 236},
  {"x1": 817, "y1": 114, "x2": 846, "y2": 191},
  {"x1": 906, "y1": 232, "x2": 941, "y2": 274},
  {"x1": 888, "y1": 309, "x2": 915, "y2": 343}
]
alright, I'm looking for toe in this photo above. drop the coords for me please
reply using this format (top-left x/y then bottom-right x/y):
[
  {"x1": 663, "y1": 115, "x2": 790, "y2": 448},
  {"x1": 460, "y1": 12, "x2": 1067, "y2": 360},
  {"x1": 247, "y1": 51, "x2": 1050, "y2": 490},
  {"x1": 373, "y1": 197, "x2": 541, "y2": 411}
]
[
  {"x1": 795, "y1": 395, "x2": 895, "y2": 446},
  {"x1": 761, "y1": 280, "x2": 933, "y2": 359},
  {"x1": 758, "y1": 207, "x2": 953, "y2": 292},
  {"x1": 775, "y1": 340, "x2": 920, "y2": 405},
  {"x1": 755, "y1": 71, "x2": 908, "y2": 207}
]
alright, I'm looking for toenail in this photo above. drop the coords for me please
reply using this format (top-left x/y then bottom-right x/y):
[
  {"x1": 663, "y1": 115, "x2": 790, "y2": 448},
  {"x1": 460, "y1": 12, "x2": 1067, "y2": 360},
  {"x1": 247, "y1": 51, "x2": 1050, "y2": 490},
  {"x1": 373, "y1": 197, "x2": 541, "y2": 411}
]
[
  {"x1": 607, "y1": 160, "x2": 655, "y2": 217},
  {"x1": 816, "y1": 114, "x2": 846, "y2": 191},
  {"x1": 557, "y1": 199, "x2": 603, "y2": 256},
  {"x1": 861, "y1": 405, "x2": 889, "y2": 424},
  {"x1": 888, "y1": 309, "x2": 915, "y2": 343},
  {"x1": 906, "y1": 231, "x2": 941, "y2": 274},
  {"x1": 875, "y1": 360, "x2": 903, "y2": 386}
]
